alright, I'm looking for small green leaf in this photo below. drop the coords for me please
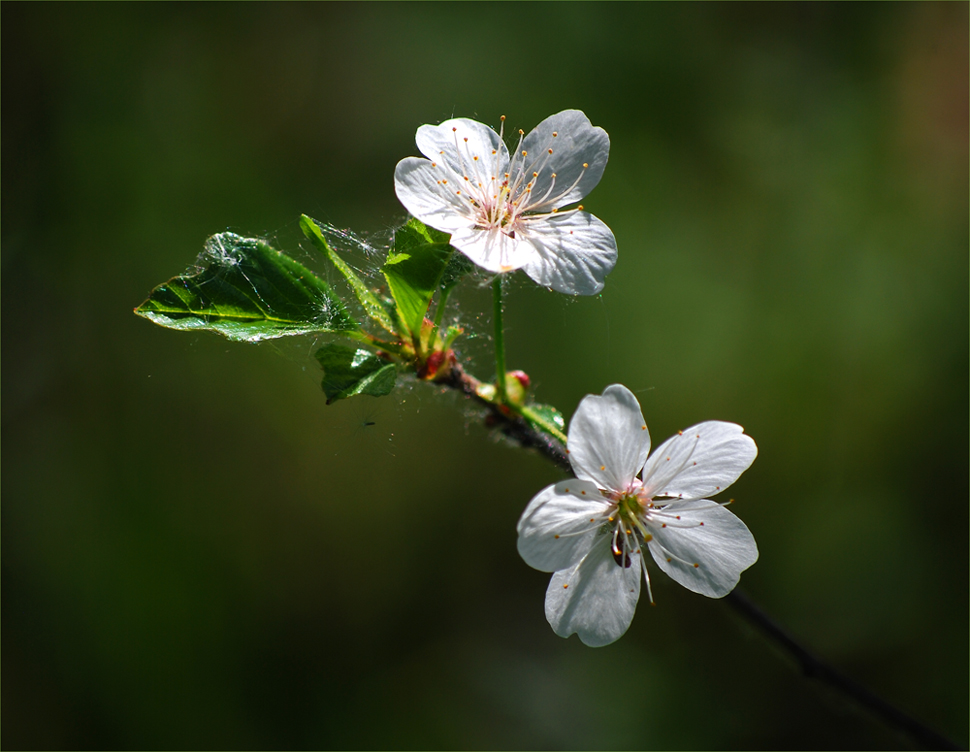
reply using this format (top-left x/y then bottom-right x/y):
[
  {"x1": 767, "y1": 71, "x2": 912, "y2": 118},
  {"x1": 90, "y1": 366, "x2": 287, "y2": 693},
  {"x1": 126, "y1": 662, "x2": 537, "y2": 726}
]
[
  {"x1": 135, "y1": 233, "x2": 358, "y2": 342},
  {"x1": 522, "y1": 403, "x2": 567, "y2": 444},
  {"x1": 300, "y1": 215, "x2": 397, "y2": 335},
  {"x1": 315, "y1": 343, "x2": 397, "y2": 404},
  {"x1": 382, "y1": 220, "x2": 453, "y2": 338}
]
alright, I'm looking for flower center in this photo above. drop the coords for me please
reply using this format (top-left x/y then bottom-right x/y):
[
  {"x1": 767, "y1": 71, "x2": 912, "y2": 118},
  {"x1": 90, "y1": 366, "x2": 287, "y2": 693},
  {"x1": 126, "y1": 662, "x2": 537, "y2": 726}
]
[
  {"x1": 609, "y1": 492, "x2": 651, "y2": 569},
  {"x1": 438, "y1": 116, "x2": 591, "y2": 238}
]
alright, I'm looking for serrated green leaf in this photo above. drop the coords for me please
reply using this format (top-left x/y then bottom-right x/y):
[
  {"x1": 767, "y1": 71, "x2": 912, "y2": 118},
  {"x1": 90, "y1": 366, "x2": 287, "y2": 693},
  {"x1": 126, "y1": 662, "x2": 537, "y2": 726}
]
[
  {"x1": 406, "y1": 217, "x2": 450, "y2": 245},
  {"x1": 315, "y1": 343, "x2": 397, "y2": 404},
  {"x1": 135, "y1": 233, "x2": 358, "y2": 342},
  {"x1": 300, "y1": 215, "x2": 397, "y2": 335},
  {"x1": 439, "y1": 250, "x2": 474, "y2": 297},
  {"x1": 382, "y1": 222, "x2": 453, "y2": 338}
]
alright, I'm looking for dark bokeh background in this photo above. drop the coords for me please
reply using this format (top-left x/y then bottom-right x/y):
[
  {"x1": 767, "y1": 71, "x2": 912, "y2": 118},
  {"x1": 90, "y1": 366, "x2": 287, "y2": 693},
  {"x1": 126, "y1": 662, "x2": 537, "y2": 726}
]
[{"x1": 3, "y1": 3, "x2": 967, "y2": 749}]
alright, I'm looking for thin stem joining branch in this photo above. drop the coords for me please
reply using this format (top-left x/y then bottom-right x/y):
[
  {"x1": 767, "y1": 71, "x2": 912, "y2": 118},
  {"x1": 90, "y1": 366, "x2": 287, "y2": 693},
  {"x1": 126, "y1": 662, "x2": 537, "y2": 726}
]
[{"x1": 492, "y1": 276, "x2": 507, "y2": 404}]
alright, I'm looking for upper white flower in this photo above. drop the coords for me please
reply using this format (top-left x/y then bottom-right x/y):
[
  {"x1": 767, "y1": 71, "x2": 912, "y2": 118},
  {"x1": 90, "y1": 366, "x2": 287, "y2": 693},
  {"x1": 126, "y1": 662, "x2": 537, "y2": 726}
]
[
  {"x1": 517, "y1": 384, "x2": 759, "y2": 647},
  {"x1": 394, "y1": 110, "x2": 617, "y2": 296}
]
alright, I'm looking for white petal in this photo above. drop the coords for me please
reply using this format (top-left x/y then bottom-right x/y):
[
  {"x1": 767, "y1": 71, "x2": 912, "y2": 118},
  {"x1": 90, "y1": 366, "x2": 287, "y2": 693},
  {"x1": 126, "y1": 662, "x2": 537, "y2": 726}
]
[
  {"x1": 642, "y1": 421, "x2": 757, "y2": 500},
  {"x1": 394, "y1": 157, "x2": 474, "y2": 233},
  {"x1": 646, "y1": 500, "x2": 758, "y2": 598},
  {"x1": 544, "y1": 537, "x2": 641, "y2": 647},
  {"x1": 516, "y1": 479, "x2": 610, "y2": 573},
  {"x1": 567, "y1": 384, "x2": 650, "y2": 493},
  {"x1": 449, "y1": 225, "x2": 534, "y2": 273},
  {"x1": 519, "y1": 110, "x2": 610, "y2": 209},
  {"x1": 414, "y1": 118, "x2": 509, "y2": 181},
  {"x1": 519, "y1": 211, "x2": 617, "y2": 295}
]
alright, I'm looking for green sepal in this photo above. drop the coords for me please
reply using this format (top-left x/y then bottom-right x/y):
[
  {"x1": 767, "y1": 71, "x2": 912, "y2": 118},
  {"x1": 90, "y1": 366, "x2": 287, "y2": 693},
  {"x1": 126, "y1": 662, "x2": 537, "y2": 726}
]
[
  {"x1": 300, "y1": 215, "x2": 397, "y2": 336},
  {"x1": 135, "y1": 233, "x2": 358, "y2": 342},
  {"x1": 315, "y1": 343, "x2": 397, "y2": 404},
  {"x1": 382, "y1": 219, "x2": 453, "y2": 338},
  {"x1": 441, "y1": 324, "x2": 463, "y2": 351}
]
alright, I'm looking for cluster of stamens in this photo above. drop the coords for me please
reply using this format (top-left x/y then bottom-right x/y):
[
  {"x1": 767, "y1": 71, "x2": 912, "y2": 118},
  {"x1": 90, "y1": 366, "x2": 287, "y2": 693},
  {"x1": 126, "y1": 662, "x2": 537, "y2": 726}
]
[
  {"x1": 552, "y1": 475, "x2": 712, "y2": 605},
  {"x1": 607, "y1": 484, "x2": 709, "y2": 603},
  {"x1": 432, "y1": 115, "x2": 590, "y2": 241}
]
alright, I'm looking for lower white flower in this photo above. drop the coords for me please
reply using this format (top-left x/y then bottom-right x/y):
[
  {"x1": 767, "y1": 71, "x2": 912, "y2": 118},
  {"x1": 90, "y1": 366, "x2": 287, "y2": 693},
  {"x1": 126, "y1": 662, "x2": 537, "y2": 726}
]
[{"x1": 516, "y1": 384, "x2": 758, "y2": 647}]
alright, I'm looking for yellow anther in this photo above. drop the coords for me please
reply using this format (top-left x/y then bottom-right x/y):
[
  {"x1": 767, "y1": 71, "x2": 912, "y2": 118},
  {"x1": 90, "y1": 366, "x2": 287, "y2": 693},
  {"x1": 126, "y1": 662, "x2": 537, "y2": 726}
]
[
  {"x1": 500, "y1": 115, "x2": 506, "y2": 121},
  {"x1": 521, "y1": 150, "x2": 527, "y2": 156},
  {"x1": 548, "y1": 148, "x2": 553, "y2": 154},
  {"x1": 582, "y1": 162, "x2": 588, "y2": 168},
  {"x1": 577, "y1": 205, "x2": 584, "y2": 211},
  {"x1": 518, "y1": 129, "x2": 524, "y2": 135},
  {"x1": 552, "y1": 131, "x2": 558, "y2": 137}
]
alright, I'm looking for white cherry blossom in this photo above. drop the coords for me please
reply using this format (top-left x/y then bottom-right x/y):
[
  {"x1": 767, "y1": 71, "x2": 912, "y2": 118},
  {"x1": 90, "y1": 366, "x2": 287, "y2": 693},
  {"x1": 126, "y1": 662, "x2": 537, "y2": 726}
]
[
  {"x1": 394, "y1": 110, "x2": 617, "y2": 296},
  {"x1": 517, "y1": 384, "x2": 758, "y2": 647}
]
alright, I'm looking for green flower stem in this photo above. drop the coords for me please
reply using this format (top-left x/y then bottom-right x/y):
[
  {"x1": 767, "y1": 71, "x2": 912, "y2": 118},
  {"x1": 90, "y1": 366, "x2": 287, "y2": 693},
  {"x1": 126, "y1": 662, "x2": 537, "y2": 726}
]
[{"x1": 492, "y1": 276, "x2": 507, "y2": 404}]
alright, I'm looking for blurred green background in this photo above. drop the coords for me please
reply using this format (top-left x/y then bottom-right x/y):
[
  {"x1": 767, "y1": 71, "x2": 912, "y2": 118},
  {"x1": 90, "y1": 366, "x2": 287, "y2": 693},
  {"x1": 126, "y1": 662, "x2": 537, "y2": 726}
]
[{"x1": 3, "y1": 3, "x2": 967, "y2": 749}]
